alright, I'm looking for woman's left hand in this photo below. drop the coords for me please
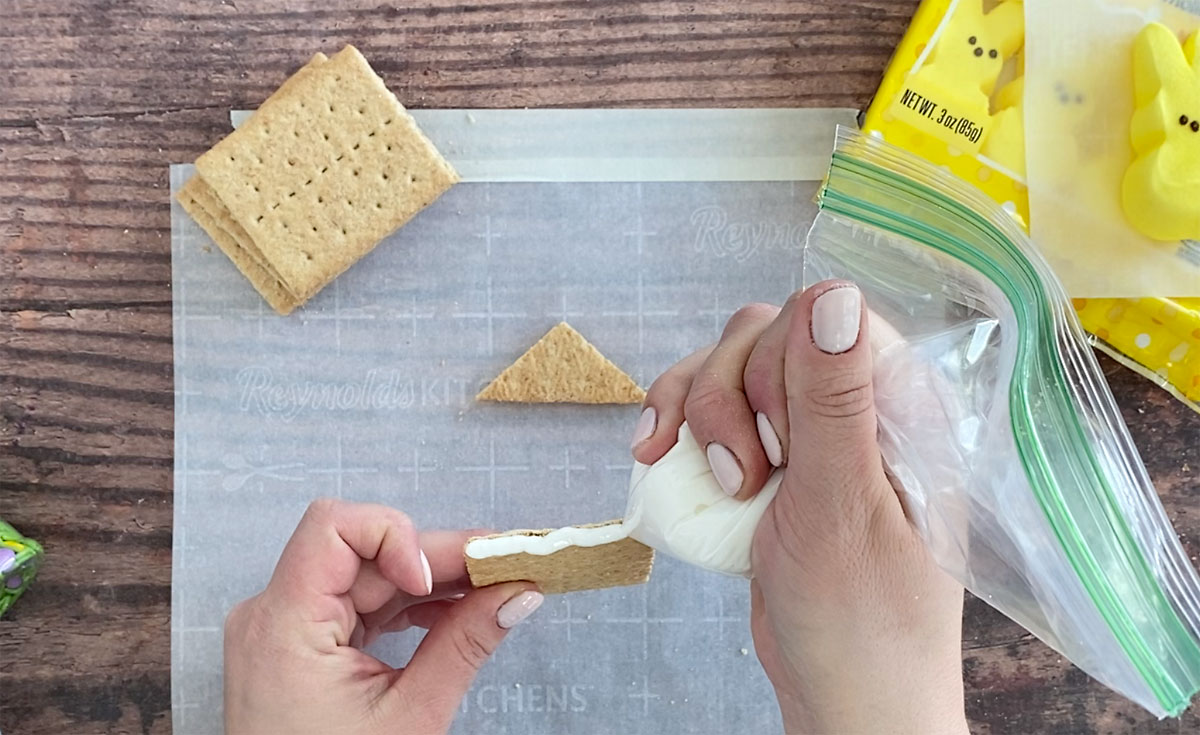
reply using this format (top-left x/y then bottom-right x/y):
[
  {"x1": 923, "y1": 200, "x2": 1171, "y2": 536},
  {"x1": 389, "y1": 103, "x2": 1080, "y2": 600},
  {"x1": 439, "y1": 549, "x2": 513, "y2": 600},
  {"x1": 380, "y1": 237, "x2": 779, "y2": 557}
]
[{"x1": 223, "y1": 499, "x2": 542, "y2": 735}]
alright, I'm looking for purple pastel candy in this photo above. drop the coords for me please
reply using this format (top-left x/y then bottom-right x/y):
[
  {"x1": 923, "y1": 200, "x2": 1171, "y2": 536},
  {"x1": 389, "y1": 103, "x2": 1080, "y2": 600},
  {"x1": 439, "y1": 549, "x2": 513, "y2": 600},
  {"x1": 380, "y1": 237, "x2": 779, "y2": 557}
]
[
  {"x1": 5, "y1": 573, "x2": 22, "y2": 589},
  {"x1": 0, "y1": 548, "x2": 15, "y2": 574}
]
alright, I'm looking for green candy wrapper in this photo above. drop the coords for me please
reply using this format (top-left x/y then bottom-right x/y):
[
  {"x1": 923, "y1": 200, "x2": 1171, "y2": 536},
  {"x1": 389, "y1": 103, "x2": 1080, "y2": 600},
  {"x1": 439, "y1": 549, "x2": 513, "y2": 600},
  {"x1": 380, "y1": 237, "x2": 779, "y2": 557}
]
[{"x1": 0, "y1": 518, "x2": 43, "y2": 617}]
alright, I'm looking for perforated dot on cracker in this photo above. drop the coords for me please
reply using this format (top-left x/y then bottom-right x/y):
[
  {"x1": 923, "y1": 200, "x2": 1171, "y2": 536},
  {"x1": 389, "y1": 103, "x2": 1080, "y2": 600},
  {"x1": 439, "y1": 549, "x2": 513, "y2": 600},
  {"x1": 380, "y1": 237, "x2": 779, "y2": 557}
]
[{"x1": 177, "y1": 46, "x2": 458, "y2": 313}]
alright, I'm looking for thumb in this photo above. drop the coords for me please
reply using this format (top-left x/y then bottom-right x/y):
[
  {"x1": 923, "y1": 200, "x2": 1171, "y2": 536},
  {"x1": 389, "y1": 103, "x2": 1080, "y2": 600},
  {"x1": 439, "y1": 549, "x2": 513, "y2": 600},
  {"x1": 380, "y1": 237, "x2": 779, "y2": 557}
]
[
  {"x1": 783, "y1": 281, "x2": 888, "y2": 511},
  {"x1": 396, "y1": 582, "x2": 543, "y2": 729}
]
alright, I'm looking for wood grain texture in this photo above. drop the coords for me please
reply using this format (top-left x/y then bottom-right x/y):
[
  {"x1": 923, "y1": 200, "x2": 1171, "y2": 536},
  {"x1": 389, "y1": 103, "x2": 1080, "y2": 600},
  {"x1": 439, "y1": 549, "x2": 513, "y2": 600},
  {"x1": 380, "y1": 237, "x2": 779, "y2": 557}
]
[{"x1": 0, "y1": 1, "x2": 1197, "y2": 733}]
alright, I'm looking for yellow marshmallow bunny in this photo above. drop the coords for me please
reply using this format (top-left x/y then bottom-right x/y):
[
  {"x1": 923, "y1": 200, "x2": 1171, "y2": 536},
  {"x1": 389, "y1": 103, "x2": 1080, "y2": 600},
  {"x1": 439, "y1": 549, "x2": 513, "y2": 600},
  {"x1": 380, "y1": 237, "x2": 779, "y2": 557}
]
[
  {"x1": 907, "y1": 0, "x2": 1025, "y2": 152},
  {"x1": 1122, "y1": 23, "x2": 1200, "y2": 242}
]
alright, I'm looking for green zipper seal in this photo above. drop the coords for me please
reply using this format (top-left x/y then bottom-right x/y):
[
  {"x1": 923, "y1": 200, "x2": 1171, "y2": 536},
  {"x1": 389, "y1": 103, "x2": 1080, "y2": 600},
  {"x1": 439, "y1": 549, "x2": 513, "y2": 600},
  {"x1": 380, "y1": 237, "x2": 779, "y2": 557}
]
[{"x1": 817, "y1": 140, "x2": 1200, "y2": 715}]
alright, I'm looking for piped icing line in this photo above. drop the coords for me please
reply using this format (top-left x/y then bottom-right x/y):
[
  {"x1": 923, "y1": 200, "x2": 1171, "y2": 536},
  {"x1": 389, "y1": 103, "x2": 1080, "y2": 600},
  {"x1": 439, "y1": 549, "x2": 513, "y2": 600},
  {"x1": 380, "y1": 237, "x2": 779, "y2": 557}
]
[{"x1": 465, "y1": 523, "x2": 630, "y2": 559}]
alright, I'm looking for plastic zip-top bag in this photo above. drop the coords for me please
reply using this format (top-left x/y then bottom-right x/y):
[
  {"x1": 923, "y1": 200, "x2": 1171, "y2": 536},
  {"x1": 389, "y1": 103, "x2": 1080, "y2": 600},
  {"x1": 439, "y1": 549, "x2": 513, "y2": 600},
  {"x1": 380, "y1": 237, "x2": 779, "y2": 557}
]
[{"x1": 803, "y1": 128, "x2": 1200, "y2": 717}]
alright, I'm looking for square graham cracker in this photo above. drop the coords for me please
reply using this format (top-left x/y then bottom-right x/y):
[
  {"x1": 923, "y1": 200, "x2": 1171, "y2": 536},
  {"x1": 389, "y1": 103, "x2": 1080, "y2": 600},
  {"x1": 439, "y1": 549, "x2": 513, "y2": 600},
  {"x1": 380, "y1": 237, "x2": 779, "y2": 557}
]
[
  {"x1": 250, "y1": 53, "x2": 329, "y2": 118},
  {"x1": 177, "y1": 178, "x2": 300, "y2": 314},
  {"x1": 476, "y1": 322, "x2": 646, "y2": 404},
  {"x1": 194, "y1": 45, "x2": 458, "y2": 305},
  {"x1": 181, "y1": 175, "x2": 287, "y2": 287},
  {"x1": 466, "y1": 521, "x2": 655, "y2": 594},
  {"x1": 175, "y1": 51, "x2": 332, "y2": 312}
]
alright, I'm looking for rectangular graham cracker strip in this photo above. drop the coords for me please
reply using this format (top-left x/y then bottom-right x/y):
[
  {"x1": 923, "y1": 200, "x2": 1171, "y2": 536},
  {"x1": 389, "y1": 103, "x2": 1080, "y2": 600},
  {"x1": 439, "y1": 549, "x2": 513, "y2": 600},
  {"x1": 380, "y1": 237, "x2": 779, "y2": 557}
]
[
  {"x1": 177, "y1": 179, "x2": 299, "y2": 314},
  {"x1": 465, "y1": 521, "x2": 654, "y2": 595},
  {"x1": 194, "y1": 45, "x2": 459, "y2": 304}
]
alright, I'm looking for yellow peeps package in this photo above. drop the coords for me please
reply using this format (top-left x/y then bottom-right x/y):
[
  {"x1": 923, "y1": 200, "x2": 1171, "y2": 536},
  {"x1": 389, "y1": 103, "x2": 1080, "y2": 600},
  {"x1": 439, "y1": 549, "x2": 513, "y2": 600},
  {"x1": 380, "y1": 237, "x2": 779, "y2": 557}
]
[
  {"x1": 1024, "y1": 2, "x2": 1200, "y2": 297},
  {"x1": 864, "y1": 0, "x2": 1030, "y2": 221},
  {"x1": 862, "y1": 0, "x2": 1200, "y2": 411}
]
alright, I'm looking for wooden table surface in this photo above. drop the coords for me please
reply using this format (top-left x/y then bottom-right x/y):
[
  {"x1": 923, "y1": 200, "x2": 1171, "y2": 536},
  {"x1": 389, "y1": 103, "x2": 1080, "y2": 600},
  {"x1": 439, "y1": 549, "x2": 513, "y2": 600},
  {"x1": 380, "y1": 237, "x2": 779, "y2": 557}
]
[{"x1": 1, "y1": 1, "x2": 1198, "y2": 733}]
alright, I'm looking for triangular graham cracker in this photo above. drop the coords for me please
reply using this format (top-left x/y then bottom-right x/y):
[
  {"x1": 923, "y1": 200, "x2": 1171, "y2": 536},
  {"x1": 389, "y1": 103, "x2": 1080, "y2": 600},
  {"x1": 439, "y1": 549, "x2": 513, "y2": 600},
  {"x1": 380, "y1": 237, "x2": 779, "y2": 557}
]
[{"x1": 477, "y1": 322, "x2": 646, "y2": 404}]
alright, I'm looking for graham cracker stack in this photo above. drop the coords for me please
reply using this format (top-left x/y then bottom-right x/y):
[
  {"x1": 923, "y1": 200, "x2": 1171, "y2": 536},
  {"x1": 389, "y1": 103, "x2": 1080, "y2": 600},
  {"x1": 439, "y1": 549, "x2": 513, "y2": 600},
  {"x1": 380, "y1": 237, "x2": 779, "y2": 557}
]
[
  {"x1": 477, "y1": 322, "x2": 646, "y2": 404},
  {"x1": 177, "y1": 46, "x2": 458, "y2": 314},
  {"x1": 466, "y1": 521, "x2": 654, "y2": 594}
]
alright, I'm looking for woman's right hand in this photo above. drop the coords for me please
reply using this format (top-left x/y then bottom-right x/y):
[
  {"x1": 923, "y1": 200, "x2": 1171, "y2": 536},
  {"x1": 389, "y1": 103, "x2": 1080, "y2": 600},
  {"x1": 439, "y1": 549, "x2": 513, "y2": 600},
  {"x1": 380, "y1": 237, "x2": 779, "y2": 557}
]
[{"x1": 633, "y1": 281, "x2": 968, "y2": 734}]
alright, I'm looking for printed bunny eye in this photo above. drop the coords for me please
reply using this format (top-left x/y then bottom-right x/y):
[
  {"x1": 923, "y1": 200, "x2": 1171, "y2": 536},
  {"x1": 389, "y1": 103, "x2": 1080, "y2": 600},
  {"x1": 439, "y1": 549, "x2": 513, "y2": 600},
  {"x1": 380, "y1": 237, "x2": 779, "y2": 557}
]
[
  {"x1": 1059, "y1": 92, "x2": 1070, "y2": 104},
  {"x1": 989, "y1": 49, "x2": 998, "y2": 59},
  {"x1": 974, "y1": 47, "x2": 984, "y2": 57},
  {"x1": 1192, "y1": 121, "x2": 1199, "y2": 133},
  {"x1": 969, "y1": 35, "x2": 977, "y2": 45},
  {"x1": 1181, "y1": 115, "x2": 1190, "y2": 126},
  {"x1": 1076, "y1": 94, "x2": 1085, "y2": 104}
]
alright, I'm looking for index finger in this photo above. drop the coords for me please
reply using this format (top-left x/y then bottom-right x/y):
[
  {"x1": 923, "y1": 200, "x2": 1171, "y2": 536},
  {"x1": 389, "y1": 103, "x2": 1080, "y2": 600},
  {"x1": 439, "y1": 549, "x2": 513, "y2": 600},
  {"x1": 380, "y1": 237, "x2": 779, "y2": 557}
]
[
  {"x1": 347, "y1": 529, "x2": 482, "y2": 618},
  {"x1": 422, "y1": 528, "x2": 491, "y2": 584},
  {"x1": 267, "y1": 499, "x2": 430, "y2": 612}
]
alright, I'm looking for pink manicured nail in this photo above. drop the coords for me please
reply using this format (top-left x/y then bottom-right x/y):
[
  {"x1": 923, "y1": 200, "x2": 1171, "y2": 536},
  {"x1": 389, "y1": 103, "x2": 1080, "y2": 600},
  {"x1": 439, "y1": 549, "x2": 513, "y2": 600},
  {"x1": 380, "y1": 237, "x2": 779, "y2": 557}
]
[
  {"x1": 706, "y1": 443, "x2": 744, "y2": 496},
  {"x1": 419, "y1": 549, "x2": 433, "y2": 595},
  {"x1": 811, "y1": 287, "x2": 862, "y2": 355},
  {"x1": 756, "y1": 412, "x2": 783, "y2": 467},
  {"x1": 631, "y1": 407, "x2": 657, "y2": 449},
  {"x1": 497, "y1": 591, "x2": 544, "y2": 629}
]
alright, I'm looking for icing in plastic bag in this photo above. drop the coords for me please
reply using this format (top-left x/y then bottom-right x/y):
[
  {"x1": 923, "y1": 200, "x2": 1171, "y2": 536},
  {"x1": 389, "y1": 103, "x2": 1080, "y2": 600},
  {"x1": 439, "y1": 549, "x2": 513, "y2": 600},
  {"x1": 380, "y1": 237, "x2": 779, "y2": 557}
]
[{"x1": 805, "y1": 128, "x2": 1200, "y2": 717}]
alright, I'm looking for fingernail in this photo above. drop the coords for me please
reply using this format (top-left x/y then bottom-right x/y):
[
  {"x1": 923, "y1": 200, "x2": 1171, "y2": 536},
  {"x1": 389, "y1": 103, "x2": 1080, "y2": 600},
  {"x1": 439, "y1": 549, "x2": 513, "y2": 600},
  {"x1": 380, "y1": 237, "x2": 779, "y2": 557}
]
[
  {"x1": 811, "y1": 286, "x2": 862, "y2": 355},
  {"x1": 631, "y1": 407, "x2": 657, "y2": 450},
  {"x1": 706, "y1": 443, "x2": 744, "y2": 496},
  {"x1": 419, "y1": 549, "x2": 433, "y2": 595},
  {"x1": 497, "y1": 590, "x2": 544, "y2": 629},
  {"x1": 756, "y1": 412, "x2": 783, "y2": 467}
]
